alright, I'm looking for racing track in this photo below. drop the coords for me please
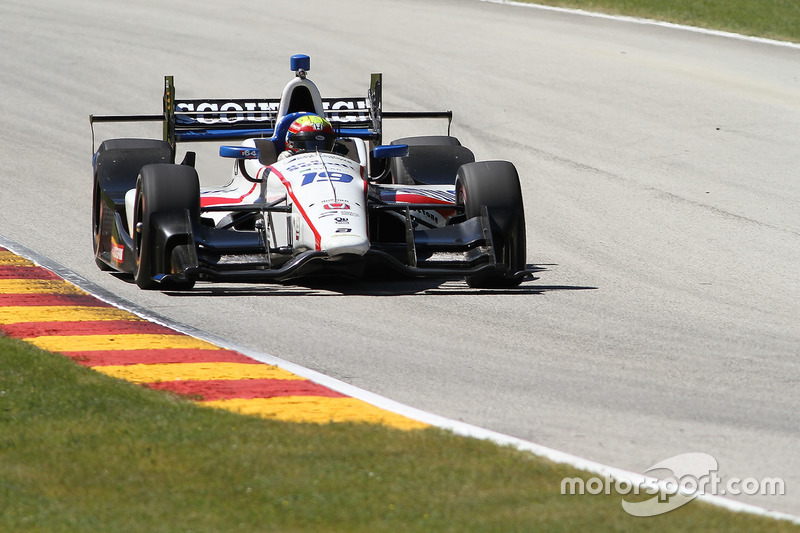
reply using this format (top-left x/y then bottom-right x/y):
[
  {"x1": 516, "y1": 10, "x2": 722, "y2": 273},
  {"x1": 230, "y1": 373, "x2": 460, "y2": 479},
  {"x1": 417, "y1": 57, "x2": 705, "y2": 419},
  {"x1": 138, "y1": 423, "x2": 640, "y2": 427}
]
[{"x1": 2, "y1": 0, "x2": 799, "y2": 517}]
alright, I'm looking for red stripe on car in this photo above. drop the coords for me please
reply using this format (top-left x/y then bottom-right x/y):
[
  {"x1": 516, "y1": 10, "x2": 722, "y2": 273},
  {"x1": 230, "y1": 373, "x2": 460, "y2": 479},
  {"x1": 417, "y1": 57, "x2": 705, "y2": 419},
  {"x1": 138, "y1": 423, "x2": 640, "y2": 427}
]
[{"x1": 270, "y1": 167, "x2": 322, "y2": 250}]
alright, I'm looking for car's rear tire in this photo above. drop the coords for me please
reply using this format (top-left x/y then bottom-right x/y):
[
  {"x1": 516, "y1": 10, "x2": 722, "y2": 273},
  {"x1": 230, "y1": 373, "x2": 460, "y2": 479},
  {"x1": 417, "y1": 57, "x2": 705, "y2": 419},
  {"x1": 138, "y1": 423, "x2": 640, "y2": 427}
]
[
  {"x1": 389, "y1": 136, "x2": 475, "y2": 186},
  {"x1": 455, "y1": 161, "x2": 527, "y2": 288},
  {"x1": 133, "y1": 164, "x2": 199, "y2": 290},
  {"x1": 391, "y1": 135, "x2": 462, "y2": 147},
  {"x1": 92, "y1": 138, "x2": 172, "y2": 272}
]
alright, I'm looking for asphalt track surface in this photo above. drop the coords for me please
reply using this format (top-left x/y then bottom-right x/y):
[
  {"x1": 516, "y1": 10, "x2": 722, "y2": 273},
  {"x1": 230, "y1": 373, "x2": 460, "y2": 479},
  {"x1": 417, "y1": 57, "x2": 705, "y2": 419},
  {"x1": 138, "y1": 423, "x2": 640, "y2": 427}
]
[{"x1": 1, "y1": 0, "x2": 798, "y2": 517}]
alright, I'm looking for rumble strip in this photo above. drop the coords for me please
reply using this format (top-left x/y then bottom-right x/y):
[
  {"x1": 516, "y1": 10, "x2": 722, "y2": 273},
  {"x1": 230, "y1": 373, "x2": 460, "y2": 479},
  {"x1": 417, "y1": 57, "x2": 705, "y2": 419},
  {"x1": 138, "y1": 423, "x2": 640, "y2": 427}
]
[{"x1": 0, "y1": 246, "x2": 427, "y2": 430}]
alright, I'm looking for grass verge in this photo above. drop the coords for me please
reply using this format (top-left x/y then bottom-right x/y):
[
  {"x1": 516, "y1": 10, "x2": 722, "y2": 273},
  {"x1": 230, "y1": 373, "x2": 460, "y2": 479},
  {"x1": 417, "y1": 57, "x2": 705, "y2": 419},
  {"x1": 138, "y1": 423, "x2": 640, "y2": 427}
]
[
  {"x1": 1, "y1": 336, "x2": 798, "y2": 532},
  {"x1": 515, "y1": 0, "x2": 800, "y2": 43}
]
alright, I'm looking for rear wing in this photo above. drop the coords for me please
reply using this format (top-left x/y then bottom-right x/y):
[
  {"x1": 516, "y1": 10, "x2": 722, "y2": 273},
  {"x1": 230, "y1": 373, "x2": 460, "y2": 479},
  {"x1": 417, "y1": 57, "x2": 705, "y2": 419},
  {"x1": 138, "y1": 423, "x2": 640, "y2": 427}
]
[{"x1": 90, "y1": 73, "x2": 453, "y2": 151}]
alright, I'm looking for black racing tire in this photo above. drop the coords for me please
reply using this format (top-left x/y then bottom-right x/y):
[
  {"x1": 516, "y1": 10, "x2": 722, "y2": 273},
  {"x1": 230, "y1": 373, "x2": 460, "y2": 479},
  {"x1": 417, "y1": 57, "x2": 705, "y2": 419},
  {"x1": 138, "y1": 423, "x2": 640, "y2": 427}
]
[
  {"x1": 92, "y1": 138, "x2": 173, "y2": 272},
  {"x1": 389, "y1": 136, "x2": 474, "y2": 185},
  {"x1": 391, "y1": 135, "x2": 462, "y2": 147},
  {"x1": 133, "y1": 164, "x2": 200, "y2": 290},
  {"x1": 373, "y1": 137, "x2": 463, "y2": 182},
  {"x1": 455, "y1": 161, "x2": 527, "y2": 288}
]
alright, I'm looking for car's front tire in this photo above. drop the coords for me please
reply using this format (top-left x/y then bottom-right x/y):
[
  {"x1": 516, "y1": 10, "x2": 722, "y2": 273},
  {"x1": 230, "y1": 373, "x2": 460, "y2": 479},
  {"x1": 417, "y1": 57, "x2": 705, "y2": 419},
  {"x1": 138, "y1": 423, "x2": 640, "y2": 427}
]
[
  {"x1": 133, "y1": 164, "x2": 199, "y2": 290},
  {"x1": 92, "y1": 138, "x2": 173, "y2": 272},
  {"x1": 455, "y1": 161, "x2": 527, "y2": 288}
]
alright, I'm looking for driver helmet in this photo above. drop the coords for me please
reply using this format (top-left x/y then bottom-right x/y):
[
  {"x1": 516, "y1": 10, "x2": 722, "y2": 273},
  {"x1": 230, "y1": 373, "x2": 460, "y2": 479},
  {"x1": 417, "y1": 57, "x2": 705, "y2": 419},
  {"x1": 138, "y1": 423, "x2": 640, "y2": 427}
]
[{"x1": 285, "y1": 115, "x2": 336, "y2": 153}]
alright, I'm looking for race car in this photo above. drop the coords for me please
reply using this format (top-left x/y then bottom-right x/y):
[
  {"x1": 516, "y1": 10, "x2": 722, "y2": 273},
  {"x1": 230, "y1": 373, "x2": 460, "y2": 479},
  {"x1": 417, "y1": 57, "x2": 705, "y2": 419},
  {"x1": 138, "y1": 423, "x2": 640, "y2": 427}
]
[{"x1": 90, "y1": 54, "x2": 530, "y2": 290}]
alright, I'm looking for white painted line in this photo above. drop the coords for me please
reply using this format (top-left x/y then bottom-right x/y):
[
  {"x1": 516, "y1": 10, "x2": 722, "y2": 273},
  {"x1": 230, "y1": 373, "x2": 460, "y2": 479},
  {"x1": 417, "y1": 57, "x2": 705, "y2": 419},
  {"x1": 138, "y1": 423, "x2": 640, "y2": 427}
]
[
  {"x1": 3, "y1": 234, "x2": 799, "y2": 524},
  {"x1": 479, "y1": 0, "x2": 800, "y2": 50}
]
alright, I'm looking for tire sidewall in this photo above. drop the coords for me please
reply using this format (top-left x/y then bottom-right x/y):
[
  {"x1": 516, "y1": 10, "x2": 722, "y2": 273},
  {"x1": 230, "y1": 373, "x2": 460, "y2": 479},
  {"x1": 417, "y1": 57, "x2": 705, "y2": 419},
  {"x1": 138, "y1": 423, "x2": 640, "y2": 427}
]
[{"x1": 133, "y1": 164, "x2": 200, "y2": 290}]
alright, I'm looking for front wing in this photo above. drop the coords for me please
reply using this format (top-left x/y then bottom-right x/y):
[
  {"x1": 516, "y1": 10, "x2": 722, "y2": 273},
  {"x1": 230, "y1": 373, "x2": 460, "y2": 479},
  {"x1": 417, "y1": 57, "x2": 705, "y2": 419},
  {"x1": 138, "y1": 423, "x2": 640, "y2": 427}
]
[{"x1": 144, "y1": 203, "x2": 502, "y2": 285}]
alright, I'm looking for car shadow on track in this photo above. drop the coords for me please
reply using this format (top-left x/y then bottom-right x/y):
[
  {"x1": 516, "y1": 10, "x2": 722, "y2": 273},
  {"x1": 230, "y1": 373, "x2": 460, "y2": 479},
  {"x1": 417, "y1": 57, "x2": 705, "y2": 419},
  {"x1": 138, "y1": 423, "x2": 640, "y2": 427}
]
[{"x1": 152, "y1": 264, "x2": 598, "y2": 297}]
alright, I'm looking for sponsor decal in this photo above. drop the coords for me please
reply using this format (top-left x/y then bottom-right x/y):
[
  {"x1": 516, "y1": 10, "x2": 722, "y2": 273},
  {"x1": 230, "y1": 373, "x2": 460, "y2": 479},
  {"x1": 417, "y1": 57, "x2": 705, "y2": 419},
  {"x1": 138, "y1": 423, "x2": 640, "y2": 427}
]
[
  {"x1": 283, "y1": 156, "x2": 354, "y2": 174},
  {"x1": 414, "y1": 209, "x2": 443, "y2": 224},
  {"x1": 174, "y1": 98, "x2": 369, "y2": 125},
  {"x1": 323, "y1": 99, "x2": 370, "y2": 122},
  {"x1": 324, "y1": 202, "x2": 350, "y2": 210},
  {"x1": 176, "y1": 101, "x2": 277, "y2": 125},
  {"x1": 301, "y1": 171, "x2": 355, "y2": 187},
  {"x1": 111, "y1": 238, "x2": 124, "y2": 263},
  {"x1": 319, "y1": 211, "x2": 360, "y2": 219}
]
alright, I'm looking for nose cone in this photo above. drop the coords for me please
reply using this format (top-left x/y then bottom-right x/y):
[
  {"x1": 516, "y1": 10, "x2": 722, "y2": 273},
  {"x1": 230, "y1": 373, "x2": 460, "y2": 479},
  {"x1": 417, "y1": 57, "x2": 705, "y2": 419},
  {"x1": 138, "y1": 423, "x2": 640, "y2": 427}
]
[{"x1": 323, "y1": 234, "x2": 370, "y2": 257}]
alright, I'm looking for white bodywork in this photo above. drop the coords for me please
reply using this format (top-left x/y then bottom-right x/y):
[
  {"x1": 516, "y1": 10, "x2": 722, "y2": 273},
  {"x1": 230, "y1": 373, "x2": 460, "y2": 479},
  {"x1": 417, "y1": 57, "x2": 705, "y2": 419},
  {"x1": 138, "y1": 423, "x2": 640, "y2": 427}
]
[
  {"x1": 264, "y1": 151, "x2": 369, "y2": 256},
  {"x1": 200, "y1": 141, "x2": 370, "y2": 259}
]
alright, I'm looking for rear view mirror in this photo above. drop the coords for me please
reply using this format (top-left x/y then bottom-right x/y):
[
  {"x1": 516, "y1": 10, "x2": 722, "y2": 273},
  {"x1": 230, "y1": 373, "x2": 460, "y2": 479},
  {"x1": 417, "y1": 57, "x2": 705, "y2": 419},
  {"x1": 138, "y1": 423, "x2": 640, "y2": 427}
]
[
  {"x1": 219, "y1": 146, "x2": 259, "y2": 159},
  {"x1": 219, "y1": 142, "x2": 278, "y2": 166},
  {"x1": 253, "y1": 139, "x2": 278, "y2": 166}
]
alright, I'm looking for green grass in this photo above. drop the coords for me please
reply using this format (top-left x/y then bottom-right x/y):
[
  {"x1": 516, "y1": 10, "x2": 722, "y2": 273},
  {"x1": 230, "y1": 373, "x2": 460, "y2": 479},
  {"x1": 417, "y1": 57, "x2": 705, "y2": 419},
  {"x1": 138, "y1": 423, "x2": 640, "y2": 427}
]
[
  {"x1": 519, "y1": 0, "x2": 800, "y2": 43},
  {"x1": 2, "y1": 337, "x2": 798, "y2": 532}
]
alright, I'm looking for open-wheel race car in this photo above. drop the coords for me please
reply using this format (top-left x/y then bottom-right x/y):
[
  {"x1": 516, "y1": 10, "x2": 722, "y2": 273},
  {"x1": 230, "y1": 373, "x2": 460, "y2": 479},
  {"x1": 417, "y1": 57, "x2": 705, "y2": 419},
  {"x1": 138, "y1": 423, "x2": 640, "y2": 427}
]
[{"x1": 90, "y1": 54, "x2": 530, "y2": 290}]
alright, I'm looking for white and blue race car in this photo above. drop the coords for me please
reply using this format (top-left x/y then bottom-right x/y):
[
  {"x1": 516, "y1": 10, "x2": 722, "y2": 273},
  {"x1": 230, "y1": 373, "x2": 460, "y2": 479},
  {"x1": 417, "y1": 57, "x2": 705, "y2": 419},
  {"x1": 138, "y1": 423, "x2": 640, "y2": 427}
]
[{"x1": 90, "y1": 55, "x2": 530, "y2": 290}]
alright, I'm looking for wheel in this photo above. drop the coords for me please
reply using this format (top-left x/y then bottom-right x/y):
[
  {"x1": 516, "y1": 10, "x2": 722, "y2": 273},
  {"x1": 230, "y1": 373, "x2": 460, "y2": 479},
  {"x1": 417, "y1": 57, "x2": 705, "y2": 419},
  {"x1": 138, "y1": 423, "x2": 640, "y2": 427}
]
[
  {"x1": 389, "y1": 136, "x2": 474, "y2": 185},
  {"x1": 455, "y1": 161, "x2": 527, "y2": 288},
  {"x1": 133, "y1": 164, "x2": 200, "y2": 290},
  {"x1": 391, "y1": 135, "x2": 463, "y2": 147},
  {"x1": 92, "y1": 138, "x2": 172, "y2": 271}
]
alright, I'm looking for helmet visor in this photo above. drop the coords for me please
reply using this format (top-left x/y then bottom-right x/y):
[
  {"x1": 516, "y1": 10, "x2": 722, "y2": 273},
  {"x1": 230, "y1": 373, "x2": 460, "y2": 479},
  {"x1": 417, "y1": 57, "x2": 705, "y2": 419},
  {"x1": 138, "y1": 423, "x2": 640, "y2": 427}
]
[{"x1": 289, "y1": 131, "x2": 336, "y2": 152}]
